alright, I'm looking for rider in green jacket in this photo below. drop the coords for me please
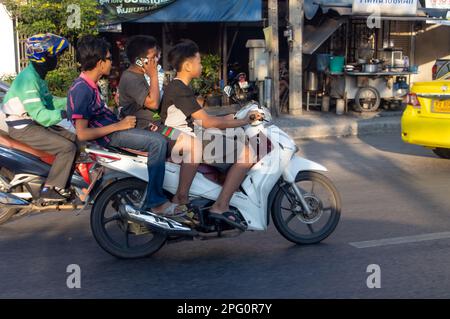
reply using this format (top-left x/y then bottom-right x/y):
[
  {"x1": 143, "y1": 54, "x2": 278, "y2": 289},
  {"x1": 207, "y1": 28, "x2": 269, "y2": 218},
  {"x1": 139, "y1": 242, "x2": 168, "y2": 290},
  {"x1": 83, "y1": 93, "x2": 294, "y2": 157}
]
[{"x1": 2, "y1": 33, "x2": 77, "y2": 201}]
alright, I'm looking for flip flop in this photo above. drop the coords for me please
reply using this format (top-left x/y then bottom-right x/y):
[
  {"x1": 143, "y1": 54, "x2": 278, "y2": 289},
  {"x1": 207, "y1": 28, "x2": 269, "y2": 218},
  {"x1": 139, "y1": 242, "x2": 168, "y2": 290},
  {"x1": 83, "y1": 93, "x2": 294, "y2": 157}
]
[
  {"x1": 175, "y1": 203, "x2": 195, "y2": 214},
  {"x1": 155, "y1": 203, "x2": 187, "y2": 218},
  {"x1": 208, "y1": 211, "x2": 247, "y2": 231}
]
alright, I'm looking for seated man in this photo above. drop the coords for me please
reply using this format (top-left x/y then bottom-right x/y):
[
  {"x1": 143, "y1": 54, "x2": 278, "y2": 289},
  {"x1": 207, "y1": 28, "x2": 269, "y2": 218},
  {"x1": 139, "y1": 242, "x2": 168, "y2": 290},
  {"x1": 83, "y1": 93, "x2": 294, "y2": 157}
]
[
  {"x1": 161, "y1": 40, "x2": 262, "y2": 229},
  {"x1": 2, "y1": 33, "x2": 77, "y2": 201},
  {"x1": 118, "y1": 35, "x2": 161, "y2": 130},
  {"x1": 67, "y1": 35, "x2": 184, "y2": 216}
]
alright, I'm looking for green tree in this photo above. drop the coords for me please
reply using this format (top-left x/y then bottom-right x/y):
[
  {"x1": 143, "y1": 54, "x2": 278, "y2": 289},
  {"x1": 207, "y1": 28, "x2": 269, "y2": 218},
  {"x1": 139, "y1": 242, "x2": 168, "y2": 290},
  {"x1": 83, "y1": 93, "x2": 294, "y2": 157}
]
[
  {"x1": 5, "y1": 0, "x2": 100, "y2": 41},
  {"x1": 191, "y1": 54, "x2": 221, "y2": 97},
  {"x1": 4, "y1": 0, "x2": 101, "y2": 96}
]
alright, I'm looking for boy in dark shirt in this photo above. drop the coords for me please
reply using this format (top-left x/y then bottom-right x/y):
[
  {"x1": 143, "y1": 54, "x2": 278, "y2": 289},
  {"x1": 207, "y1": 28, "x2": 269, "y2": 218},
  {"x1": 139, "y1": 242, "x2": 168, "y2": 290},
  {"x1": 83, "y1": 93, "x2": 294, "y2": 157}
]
[
  {"x1": 161, "y1": 40, "x2": 262, "y2": 229},
  {"x1": 118, "y1": 35, "x2": 161, "y2": 130},
  {"x1": 67, "y1": 35, "x2": 186, "y2": 217}
]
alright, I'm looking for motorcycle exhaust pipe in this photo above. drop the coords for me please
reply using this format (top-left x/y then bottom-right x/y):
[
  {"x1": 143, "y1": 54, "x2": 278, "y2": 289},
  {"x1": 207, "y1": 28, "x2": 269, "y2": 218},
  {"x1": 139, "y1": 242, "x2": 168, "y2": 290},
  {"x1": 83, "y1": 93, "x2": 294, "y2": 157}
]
[
  {"x1": 0, "y1": 192, "x2": 30, "y2": 207},
  {"x1": 120, "y1": 205, "x2": 198, "y2": 237}
]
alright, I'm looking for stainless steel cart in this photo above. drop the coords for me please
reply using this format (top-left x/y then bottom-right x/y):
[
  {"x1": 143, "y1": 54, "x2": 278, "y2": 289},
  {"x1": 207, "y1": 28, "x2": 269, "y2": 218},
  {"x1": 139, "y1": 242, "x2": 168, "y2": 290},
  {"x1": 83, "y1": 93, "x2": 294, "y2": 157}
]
[{"x1": 327, "y1": 71, "x2": 415, "y2": 112}]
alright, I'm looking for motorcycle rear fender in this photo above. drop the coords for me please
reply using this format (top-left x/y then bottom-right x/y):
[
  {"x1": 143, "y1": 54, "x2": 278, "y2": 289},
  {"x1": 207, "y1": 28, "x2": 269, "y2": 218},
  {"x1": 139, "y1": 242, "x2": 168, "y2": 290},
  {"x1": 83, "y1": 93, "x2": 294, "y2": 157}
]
[{"x1": 87, "y1": 171, "x2": 131, "y2": 205}]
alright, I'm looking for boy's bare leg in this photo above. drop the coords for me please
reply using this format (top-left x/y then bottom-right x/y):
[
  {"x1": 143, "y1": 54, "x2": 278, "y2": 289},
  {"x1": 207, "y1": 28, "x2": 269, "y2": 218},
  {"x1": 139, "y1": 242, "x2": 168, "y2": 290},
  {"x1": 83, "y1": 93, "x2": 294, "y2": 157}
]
[
  {"x1": 171, "y1": 133, "x2": 202, "y2": 205},
  {"x1": 210, "y1": 144, "x2": 254, "y2": 214},
  {"x1": 172, "y1": 162, "x2": 199, "y2": 205},
  {"x1": 209, "y1": 163, "x2": 252, "y2": 214}
]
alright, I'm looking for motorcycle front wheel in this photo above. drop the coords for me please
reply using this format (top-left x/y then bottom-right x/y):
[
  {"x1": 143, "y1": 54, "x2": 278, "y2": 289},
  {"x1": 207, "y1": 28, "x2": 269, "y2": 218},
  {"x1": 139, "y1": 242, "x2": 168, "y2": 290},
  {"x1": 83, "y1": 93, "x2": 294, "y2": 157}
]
[
  {"x1": 0, "y1": 168, "x2": 22, "y2": 225},
  {"x1": 91, "y1": 178, "x2": 167, "y2": 259},
  {"x1": 272, "y1": 171, "x2": 341, "y2": 245},
  {"x1": 0, "y1": 207, "x2": 19, "y2": 225}
]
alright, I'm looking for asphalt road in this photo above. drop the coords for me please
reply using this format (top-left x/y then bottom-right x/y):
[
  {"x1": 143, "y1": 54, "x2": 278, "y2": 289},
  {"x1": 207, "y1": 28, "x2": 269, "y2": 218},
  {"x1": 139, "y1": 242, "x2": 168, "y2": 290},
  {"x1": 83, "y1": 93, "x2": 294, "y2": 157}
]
[{"x1": 1, "y1": 132, "x2": 450, "y2": 299}]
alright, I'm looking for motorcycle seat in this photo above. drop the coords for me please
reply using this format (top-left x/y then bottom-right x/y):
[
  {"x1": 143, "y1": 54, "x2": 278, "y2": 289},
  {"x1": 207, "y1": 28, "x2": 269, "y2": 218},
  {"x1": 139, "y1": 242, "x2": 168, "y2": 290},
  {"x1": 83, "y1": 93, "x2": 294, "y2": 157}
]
[
  {"x1": 120, "y1": 147, "x2": 148, "y2": 157},
  {"x1": 108, "y1": 146, "x2": 227, "y2": 185},
  {"x1": 0, "y1": 132, "x2": 55, "y2": 165}
]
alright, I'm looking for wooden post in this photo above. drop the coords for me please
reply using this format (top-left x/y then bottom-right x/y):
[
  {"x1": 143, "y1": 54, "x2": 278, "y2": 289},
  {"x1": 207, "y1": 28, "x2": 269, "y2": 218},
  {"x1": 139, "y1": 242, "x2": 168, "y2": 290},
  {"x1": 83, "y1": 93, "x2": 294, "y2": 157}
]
[
  {"x1": 289, "y1": 0, "x2": 304, "y2": 116},
  {"x1": 268, "y1": 0, "x2": 280, "y2": 117}
]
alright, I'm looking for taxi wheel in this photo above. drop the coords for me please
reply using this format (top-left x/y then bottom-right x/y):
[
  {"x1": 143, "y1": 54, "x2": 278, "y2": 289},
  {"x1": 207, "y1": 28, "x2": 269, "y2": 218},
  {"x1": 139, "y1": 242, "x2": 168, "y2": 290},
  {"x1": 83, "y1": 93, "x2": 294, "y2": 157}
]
[{"x1": 433, "y1": 148, "x2": 450, "y2": 159}]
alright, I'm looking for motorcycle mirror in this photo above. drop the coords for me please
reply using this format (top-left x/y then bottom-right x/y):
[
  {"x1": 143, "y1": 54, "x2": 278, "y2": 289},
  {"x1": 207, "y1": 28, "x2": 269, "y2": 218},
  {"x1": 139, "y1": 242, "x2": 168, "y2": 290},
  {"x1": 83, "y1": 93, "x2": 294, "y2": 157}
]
[{"x1": 223, "y1": 86, "x2": 233, "y2": 97}]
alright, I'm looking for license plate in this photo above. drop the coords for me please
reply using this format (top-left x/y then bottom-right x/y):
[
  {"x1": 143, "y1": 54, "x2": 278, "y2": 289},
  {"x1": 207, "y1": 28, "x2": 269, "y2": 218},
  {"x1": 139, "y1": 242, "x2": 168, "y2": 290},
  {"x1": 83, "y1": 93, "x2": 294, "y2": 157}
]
[{"x1": 433, "y1": 99, "x2": 450, "y2": 113}]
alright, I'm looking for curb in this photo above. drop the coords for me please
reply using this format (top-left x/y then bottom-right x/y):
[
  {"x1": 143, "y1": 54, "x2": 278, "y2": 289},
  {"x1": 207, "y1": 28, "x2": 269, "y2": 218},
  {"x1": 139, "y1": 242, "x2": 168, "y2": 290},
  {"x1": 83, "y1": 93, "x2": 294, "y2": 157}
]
[
  {"x1": 205, "y1": 105, "x2": 402, "y2": 140},
  {"x1": 277, "y1": 116, "x2": 401, "y2": 140}
]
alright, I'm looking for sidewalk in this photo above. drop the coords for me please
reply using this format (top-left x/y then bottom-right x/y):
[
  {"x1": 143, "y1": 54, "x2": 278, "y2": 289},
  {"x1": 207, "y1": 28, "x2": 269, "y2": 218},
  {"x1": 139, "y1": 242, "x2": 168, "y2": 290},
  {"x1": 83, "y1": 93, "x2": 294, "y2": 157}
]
[{"x1": 206, "y1": 105, "x2": 402, "y2": 140}]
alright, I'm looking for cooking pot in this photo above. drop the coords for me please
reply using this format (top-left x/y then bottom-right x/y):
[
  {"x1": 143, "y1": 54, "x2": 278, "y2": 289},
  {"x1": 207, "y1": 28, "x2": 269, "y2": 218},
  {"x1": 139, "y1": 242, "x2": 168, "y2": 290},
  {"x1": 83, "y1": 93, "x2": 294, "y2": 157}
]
[{"x1": 363, "y1": 63, "x2": 380, "y2": 73}]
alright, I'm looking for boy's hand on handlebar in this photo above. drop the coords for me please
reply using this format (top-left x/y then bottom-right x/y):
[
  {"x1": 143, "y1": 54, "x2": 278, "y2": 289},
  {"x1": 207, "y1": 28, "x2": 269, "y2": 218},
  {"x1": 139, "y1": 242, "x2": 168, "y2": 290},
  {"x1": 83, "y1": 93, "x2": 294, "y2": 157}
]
[
  {"x1": 117, "y1": 116, "x2": 136, "y2": 131},
  {"x1": 247, "y1": 111, "x2": 264, "y2": 124}
]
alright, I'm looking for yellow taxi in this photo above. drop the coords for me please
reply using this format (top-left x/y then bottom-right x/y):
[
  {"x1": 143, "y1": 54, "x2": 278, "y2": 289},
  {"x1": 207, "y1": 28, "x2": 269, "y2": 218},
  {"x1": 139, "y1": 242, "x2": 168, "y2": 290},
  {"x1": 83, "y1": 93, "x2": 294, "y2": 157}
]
[{"x1": 401, "y1": 75, "x2": 450, "y2": 159}]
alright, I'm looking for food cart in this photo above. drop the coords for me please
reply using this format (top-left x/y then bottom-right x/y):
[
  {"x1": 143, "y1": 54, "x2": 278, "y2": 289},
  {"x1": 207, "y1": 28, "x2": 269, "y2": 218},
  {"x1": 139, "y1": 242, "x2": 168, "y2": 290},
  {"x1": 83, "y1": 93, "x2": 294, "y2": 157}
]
[{"x1": 326, "y1": 47, "x2": 417, "y2": 112}]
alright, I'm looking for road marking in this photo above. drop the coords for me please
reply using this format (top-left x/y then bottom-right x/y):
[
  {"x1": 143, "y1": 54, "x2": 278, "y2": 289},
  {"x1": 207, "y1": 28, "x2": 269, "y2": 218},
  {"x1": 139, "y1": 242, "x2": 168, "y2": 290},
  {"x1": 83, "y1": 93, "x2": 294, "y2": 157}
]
[{"x1": 350, "y1": 231, "x2": 450, "y2": 249}]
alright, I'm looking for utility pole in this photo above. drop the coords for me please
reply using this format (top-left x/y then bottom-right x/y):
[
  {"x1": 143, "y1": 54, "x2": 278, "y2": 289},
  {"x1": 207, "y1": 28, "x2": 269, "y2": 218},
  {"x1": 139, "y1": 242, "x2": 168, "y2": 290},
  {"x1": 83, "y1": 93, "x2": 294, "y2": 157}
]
[
  {"x1": 289, "y1": 0, "x2": 303, "y2": 116},
  {"x1": 268, "y1": 0, "x2": 280, "y2": 117}
]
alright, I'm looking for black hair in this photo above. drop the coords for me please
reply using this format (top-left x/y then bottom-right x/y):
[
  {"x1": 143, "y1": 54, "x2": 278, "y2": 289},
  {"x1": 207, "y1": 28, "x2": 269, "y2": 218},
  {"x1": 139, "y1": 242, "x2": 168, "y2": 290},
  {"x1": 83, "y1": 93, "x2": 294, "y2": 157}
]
[
  {"x1": 76, "y1": 35, "x2": 111, "y2": 71},
  {"x1": 126, "y1": 35, "x2": 157, "y2": 64},
  {"x1": 168, "y1": 40, "x2": 199, "y2": 72}
]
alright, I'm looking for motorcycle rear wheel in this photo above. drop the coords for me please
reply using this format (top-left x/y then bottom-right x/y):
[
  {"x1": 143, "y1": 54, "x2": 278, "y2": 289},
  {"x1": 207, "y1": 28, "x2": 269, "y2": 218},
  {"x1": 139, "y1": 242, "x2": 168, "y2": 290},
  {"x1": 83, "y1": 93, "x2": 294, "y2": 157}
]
[
  {"x1": 272, "y1": 171, "x2": 341, "y2": 245},
  {"x1": 91, "y1": 178, "x2": 167, "y2": 259}
]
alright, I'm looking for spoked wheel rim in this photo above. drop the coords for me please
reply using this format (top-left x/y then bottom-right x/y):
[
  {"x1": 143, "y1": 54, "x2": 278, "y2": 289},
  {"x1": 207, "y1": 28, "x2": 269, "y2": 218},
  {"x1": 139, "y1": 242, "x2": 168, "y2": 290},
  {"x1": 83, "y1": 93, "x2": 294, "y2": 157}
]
[
  {"x1": 355, "y1": 87, "x2": 381, "y2": 111},
  {"x1": 94, "y1": 181, "x2": 166, "y2": 257},
  {"x1": 277, "y1": 175, "x2": 340, "y2": 242}
]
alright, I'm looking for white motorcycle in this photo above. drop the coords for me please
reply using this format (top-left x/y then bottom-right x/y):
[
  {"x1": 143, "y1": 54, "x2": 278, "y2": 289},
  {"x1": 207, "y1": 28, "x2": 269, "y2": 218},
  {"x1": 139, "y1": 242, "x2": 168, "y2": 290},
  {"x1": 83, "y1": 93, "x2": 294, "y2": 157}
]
[{"x1": 87, "y1": 95, "x2": 341, "y2": 259}]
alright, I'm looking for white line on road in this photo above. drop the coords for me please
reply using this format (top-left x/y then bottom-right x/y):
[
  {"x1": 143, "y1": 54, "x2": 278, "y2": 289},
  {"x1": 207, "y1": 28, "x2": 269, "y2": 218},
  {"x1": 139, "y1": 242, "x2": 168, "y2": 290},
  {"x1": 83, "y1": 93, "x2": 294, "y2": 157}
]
[{"x1": 350, "y1": 231, "x2": 450, "y2": 249}]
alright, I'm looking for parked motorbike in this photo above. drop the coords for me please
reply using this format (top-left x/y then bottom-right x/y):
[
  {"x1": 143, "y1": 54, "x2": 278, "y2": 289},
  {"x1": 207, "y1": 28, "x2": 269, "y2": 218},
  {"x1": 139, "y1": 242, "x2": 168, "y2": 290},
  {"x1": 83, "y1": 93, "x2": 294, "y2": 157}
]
[
  {"x1": 87, "y1": 88, "x2": 341, "y2": 259},
  {"x1": 228, "y1": 72, "x2": 258, "y2": 104}
]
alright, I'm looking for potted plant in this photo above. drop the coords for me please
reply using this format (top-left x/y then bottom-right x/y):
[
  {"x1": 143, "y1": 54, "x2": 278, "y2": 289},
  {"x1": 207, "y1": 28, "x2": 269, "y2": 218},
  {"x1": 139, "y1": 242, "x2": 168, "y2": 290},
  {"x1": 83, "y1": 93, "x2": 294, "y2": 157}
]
[{"x1": 191, "y1": 54, "x2": 222, "y2": 107}]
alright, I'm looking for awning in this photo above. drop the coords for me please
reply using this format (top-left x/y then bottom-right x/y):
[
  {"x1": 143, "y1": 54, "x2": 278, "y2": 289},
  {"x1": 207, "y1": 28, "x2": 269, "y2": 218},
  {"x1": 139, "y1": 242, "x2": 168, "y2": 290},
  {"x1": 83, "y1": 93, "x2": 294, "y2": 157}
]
[
  {"x1": 303, "y1": 18, "x2": 347, "y2": 55},
  {"x1": 131, "y1": 0, "x2": 262, "y2": 23}
]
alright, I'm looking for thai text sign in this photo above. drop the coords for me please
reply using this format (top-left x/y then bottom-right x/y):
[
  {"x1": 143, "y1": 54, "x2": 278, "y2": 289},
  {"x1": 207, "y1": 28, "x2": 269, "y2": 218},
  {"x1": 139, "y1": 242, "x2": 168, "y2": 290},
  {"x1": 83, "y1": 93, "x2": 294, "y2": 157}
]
[
  {"x1": 425, "y1": 0, "x2": 450, "y2": 9},
  {"x1": 99, "y1": 0, "x2": 176, "y2": 25},
  {"x1": 353, "y1": 0, "x2": 418, "y2": 16}
]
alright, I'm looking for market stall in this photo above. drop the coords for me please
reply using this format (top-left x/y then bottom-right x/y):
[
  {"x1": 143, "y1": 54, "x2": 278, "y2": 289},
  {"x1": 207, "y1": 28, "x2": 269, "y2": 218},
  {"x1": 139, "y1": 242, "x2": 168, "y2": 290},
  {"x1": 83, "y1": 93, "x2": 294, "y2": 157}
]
[
  {"x1": 327, "y1": 47, "x2": 418, "y2": 112},
  {"x1": 301, "y1": 0, "x2": 449, "y2": 113}
]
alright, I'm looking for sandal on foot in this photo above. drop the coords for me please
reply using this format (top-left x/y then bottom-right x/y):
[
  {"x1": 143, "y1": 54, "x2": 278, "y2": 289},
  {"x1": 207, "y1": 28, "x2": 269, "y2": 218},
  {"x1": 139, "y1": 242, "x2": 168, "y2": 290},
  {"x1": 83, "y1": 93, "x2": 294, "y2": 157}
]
[
  {"x1": 208, "y1": 211, "x2": 247, "y2": 231},
  {"x1": 152, "y1": 203, "x2": 187, "y2": 218},
  {"x1": 174, "y1": 203, "x2": 196, "y2": 214}
]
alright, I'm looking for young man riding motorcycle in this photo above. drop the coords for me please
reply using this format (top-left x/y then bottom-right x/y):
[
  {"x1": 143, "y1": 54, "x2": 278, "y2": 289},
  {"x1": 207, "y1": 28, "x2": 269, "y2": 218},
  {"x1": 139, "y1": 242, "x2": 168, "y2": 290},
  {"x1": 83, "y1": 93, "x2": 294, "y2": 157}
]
[{"x1": 1, "y1": 33, "x2": 77, "y2": 201}]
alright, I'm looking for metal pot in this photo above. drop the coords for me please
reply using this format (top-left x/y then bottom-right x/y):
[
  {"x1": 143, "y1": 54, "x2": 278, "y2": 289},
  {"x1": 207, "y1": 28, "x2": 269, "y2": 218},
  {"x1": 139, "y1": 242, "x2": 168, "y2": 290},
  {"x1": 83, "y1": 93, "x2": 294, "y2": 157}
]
[
  {"x1": 358, "y1": 58, "x2": 368, "y2": 65},
  {"x1": 306, "y1": 71, "x2": 319, "y2": 91},
  {"x1": 363, "y1": 63, "x2": 380, "y2": 73}
]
